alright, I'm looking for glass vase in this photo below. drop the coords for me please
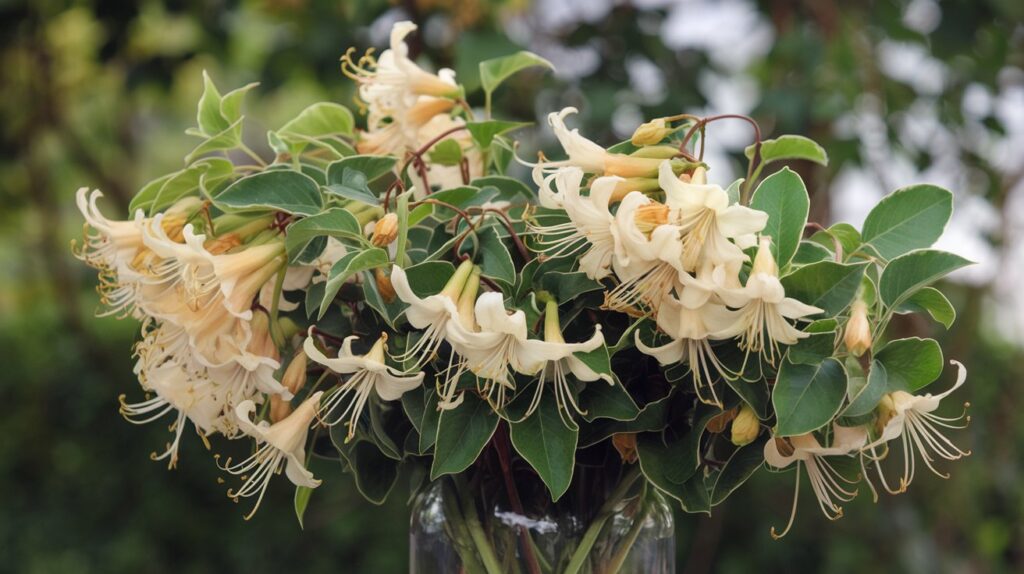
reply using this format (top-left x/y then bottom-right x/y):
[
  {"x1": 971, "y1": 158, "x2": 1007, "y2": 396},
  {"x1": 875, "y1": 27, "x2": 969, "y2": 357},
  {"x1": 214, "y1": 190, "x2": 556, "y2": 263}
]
[{"x1": 409, "y1": 467, "x2": 674, "y2": 574}]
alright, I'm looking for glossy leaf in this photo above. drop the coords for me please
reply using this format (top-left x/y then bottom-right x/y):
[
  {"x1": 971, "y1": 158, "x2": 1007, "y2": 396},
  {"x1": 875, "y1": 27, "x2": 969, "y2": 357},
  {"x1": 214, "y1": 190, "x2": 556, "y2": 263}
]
[
  {"x1": 510, "y1": 395, "x2": 579, "y2": 500},
  {"x1": 879, "y1": 249, "x2": 971, "y2": 308},
  {"x1": 750, "y1": 167, "x2": 809, "y2": 268},
  {"x1": 479, "y1": 51, "x2": 553, "y2": 96},
  {"x1": 861, "y1": 185, "x2": 953, "y2": 260},
  {"x1": 875, "y1": 337, "x2": 943, "y2": 392},
  {"x1": 773, "y1": 358, "x2": 847, "y2": 436},
  {"x1": 216, "y1": 170, "x2": 323, "y2": 216},
  {"x1": 780, "y1": 261, "x2": 867, "y2": 317},
  {"x1": 745, "y1": 135, "x2": 828, "y2": 166},
  {"x1": 430, "y1": 393, "x2": 499, "y2": 479}
]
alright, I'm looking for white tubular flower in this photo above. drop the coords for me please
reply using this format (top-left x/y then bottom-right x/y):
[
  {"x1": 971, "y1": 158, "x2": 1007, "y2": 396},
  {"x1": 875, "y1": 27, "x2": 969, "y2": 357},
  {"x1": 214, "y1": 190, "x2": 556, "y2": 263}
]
[
  {"x1": 221, "y1": 391, "x2": 324, "y2": 520},
  {"x1": 526, "y1": 168, "x2": 621, "y2": 279},
  {"x1": 544, "y1": 108, "x2": 664, "y2": 178},
  {"x1": 604, "y1": 191, "x2": 682, "y2": 315},
  {"x1": 714, "y1": 237, "x2": 823, "y2": 364},
  {"x1": 390, "y1": 260, "x2": 473, "y2": 367},
  {"x1": 123, "y1": 348, "x2": 235, "y2": 469},
  {"x1": 304, "y1": 331, "x2": 424, "y2": 442},
  {"x1": 518, "y1": 299, "x2": 611, "y2": 427},
  {"x1": 344, "y1": 21, "x2": 459, "y2": 118},
  {"x1": 634, "y1": 295, "x2": 738, "y2": 406},
  {"x1": 658, "y1": 161, "x2": 768, "y2": 271},
  {"x1": 764, "y1": 424, "x2": 869, "y2": 539},
  {"x1": 862, "y1": 360, "x2": 971, "y2": 498}
]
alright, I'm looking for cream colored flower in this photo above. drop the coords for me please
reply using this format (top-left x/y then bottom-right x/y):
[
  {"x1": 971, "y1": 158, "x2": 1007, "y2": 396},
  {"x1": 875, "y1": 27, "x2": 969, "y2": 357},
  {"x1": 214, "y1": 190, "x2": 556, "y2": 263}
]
[
  {"x1": 715, "y1": 237, "x2": 823, "y2": 364},
  {"x1": 543, "y1": 108, "x2": 664, "y2": 177},
  {"x1": 764, "y1": 424, "x2": 868, "y2": 538},
  {"x1": 304, "y1": 331, "x2": 424, "y2": 441},
  {"x1": 862, "y1": 360, "x2": 970, "y2": 498},
  {"x1": 221, "y1": 391, "x2": 324, "y2": 519},
  {"x1": 658, "y1": 161, "x2": 768, "y2": 271}
]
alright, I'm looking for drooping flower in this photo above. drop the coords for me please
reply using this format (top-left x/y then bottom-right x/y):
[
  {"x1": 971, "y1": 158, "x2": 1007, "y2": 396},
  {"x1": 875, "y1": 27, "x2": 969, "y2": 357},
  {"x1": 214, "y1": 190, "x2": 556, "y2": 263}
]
[
  {"x1": 764, "y1": 424, "x2": 869, "y2": 538},
  {"x1": 516, "y1": 298, "x2": 612, "y2": 427},
  {"x1": 526, "y1": 167, "x2": 622, "y2": 280},
  {"x1": 861, "y1": 360, "x2": 971, "y2": 498},
  {"x1": 304, "y1": 331, "x2": 424, "y2": 442},
  {"x1": 634, "y1": 294, "x2": 738, "y2": 406},
  {"x1": 658, "y1": 161, "x2": 768, "y2": 272},
  {"x1": 221, "y1": 391, "x2": 324, "y2": 519},
  {"x1": 715, "y1": 237, "x2": 823, "y2": 364}
]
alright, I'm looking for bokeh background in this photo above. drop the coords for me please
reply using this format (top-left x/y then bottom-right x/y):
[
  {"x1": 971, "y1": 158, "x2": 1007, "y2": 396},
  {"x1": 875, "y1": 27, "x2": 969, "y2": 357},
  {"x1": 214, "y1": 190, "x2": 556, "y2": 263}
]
[{"x1": 3, "y1": 0, "x2": 1023, "y2": 572}]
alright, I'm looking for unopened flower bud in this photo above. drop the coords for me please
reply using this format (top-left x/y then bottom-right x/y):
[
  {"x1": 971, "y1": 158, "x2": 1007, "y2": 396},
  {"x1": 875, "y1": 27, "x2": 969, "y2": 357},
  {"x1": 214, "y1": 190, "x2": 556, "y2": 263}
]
[
  {"x1": 631, "y1": 118, "x2": 674, "y2": 146},
  {"x1": 730, "y1": 405, "x2": 761, "y2": 446},
  {"x1": 707, "y1": 407, "x2": 738, "y2": 434},
  {"x1": 375, "y1": 268, "x2": 396, "y2": 303},
  {"x1": 612, "y1": 432, "x2": 638, "y2": 463},
  {"x1": 204, "y1": 233, "x2": 243, "y2": 255},
  {"x1": 249, "y1": 310, "x2": 279, "y2": 361},
  {"x1": 844, "y1": 300, "x2": 872, "y2": 357},
  {"x1": 371, "y1": 213, "x2": 399, "y2": 247},
  {"x1": 269, "y1": 394, "x2": 293, "y2": 423},
  {"x1": 282, "y1": 349, "x2": 308, "y2": 396}
]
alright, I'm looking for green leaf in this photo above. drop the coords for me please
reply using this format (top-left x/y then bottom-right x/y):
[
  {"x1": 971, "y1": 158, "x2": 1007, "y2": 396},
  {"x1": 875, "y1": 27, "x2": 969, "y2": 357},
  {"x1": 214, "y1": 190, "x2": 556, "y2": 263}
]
[
  {"x1": 637, "y1": 407, "x2": 717, "y2": 498},
  {"x1": 895, "y1": 286, "x2": 956, "y2": 329},
  {"x1": 430, "y1": 393, "x2": 499, "y2": 479},
  {"x1": 327, "y1": 155, "x2": 397, "y2": 185},
  {"x1": 843, "y1": 361, "x2": 888, "y2": 417},
  {"x1": 476, "y1": 226, "x2": 516, "y2": 287},
  {"x1": 215, "y1": 170, "x2": 323, "y2": 216},
  {"x1": 745, "y1": 134, "x2": 828, "y2": 166},
  {"x1": 284, "y1": 208, "x2": 364, "y2": 263},
  {"x1": 861, "y1": 184, "x2": 953, "y2": 260},
  {"x1": 780, "y1": 261, "x2": 868, "y2": 317},
  {"x1": 710, "y1": 437, "x2": 767, "y2": 506},
  {"x1": 219, "y1": 82, "x2": 259, "y2": 125},
  {"x1": 427, "y1": 138, "x2": 463, "y2": 166},
  {"x1": 403, "y1": 261, "x2": 456, "y2": 298},
  {"x1": 185, "y1": 118, "x2": 244, "y2": 163},
  {"x1": 294, "y1": 485, "x2": 313, "y2": 529},
  {"x1": 875, "y1": 338, "x2": 943, "y2": 392},
  {"x1": 278, "y1": 102, "x2": 354, "y2": 141},
  {"x1": 407, "y1": 186, "x2": 479, "y2": 226},
  {"x1": 579, "y1": 381, "x2": 639, "y2": 422},
  {"x1": 465, "y1": 120, "x2": 530, "y2": 149},
  {"x1": 510, "y1": 395, "x2": 579, "y2": 500},
  {"x1": 470, "y1": 176, "x2": 533, "y2": 200},
  {"x1": 573, "y1": 344, "x2": 614, "y2": 382},
  {"x1": 786, "y1": 331, "x2": 836, "y2": 365},
  {"x1": 791, "y1": 240, "x2": 833, "y2": 266},
  {"x1": 195, "y1": 70, "x2": 228, "y2": 136},
  {"x1": 538, "y1": 271, "x2": 603, "y2": 304},
  {"x1": 750, "y1": 167, "x2": 809, "y2": 268},
  {"x1": 879, "y1": 249, "x2": 971, "y2": 308},
  {"x1": 773, "y1": 358, "x2": 847, "y2": 436},
  {"x1": 131, "y1": 159, "x2": 235, "y2": 215},
  {"x1": 337, "y1": 439, "x2": 400, "y2": 505},
  {"x1": 479, "y1": 51, "x2": 553, "y2": 97},
  {"x1": 418, "y1": 388, "x2": 441, "y2": 453},
  {"x1": 318, "y1": 248, "x2": 390, "y2": 319},
  {"x1": 324, "y1": 169, "x2": 381, "y2": 206}
]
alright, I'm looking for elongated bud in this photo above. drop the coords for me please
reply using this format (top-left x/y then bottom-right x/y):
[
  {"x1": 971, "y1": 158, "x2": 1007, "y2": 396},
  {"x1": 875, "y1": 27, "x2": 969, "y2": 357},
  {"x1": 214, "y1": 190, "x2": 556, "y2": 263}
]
[
  {"x1": 751, "y1": 236, "x2": 778, "y2": 276},
  {"x1": 269, "y1": 395, "x2": 293, "y2": 423},
  {"x1": 366, "y1": 333, "x2": 388, "y2": 364},
  {"x1": 375, "y1": 268, "x2": 396, "y2": 303},
  {"x1": 440, "y1": 259, "x2": 476, "y2": 301},
  {"x1": 371, "y1": 213, "x2": 399, "y2": 247},
  {"x1": 730, "y1": 405, "x2": 760, "y2": 446},
  {"x1": 249, "y1": 309, "x2": 279, "y2": 361},
  {"x1": 543, "y1": 299, "x2": 565, "y2": 344},
  {"x1": 609, "y1": 177, "x2": 661, "y2": 203},
  {"x1": 844, "y1": 300, "x2": 872, "y2": 357},
  {"x1": 631, "y1": 119, "x2": 674, "y2": 146},
  {"x1": 282, "y1": 349, "x2": 309, "y2": 396},
  {"x1": 204, "y1": 233, "x2": 243, "y2": 255},
  {"x1": 612, "y1": 433, "x2": 639, "y2": 463}
]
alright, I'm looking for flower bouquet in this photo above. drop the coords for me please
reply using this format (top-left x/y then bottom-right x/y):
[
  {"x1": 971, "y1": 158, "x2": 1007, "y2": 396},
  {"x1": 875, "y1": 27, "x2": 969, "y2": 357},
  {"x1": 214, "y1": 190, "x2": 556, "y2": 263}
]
[{"x1": 74, "y1": 21, "x2": 971, "y2": 573}]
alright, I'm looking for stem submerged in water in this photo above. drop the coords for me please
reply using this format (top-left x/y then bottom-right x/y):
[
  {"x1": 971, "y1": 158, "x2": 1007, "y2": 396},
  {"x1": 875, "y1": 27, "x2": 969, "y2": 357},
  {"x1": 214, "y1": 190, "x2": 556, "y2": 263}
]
[{"x1": 563, "y1": 466, "x2": 643, "y2": 574}]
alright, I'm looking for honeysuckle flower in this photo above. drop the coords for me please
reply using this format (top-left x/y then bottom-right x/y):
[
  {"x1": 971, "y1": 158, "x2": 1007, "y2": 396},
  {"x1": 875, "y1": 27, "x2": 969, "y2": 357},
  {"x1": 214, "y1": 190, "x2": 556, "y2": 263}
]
[
  {"x1": 542, "y1": 108, "x2": 665, "y2": 178},
  {"x1": 357, "y1": 96, "x2": 456, "y2": 157},
  {"x1": 765, "y1": 423, "x2": 869, "y2": 539},
  {"x1": 391, "y1": 260, "x2": 477, "y2": 407},
  {"x1": 343, "y1": 21, "x2": 459, "y2": 118},
  {"x1": 518, "y1": 299, "x2": 612, "y2": 427},
  {"x1": 634, "y1": 295, "x2": 738, "y2": 406},
  {"x1": 658, "y1": 161, "x2": 768, "y2": 271},
  {"x1": 221, "y1": 391, "x2": 324, "y2": 519},
  {"x1": 526, "y1": 168, "x2": 622, "y2": 280},
  {"x1": 861, "y1": 360, "x2": 970, "y2": 498},
  {"x1": 303, "y1": 331, "x2": 424, "y2": 441},
  {"x1": 714, "y1": 237, "x2": 823, "y2": 364}
]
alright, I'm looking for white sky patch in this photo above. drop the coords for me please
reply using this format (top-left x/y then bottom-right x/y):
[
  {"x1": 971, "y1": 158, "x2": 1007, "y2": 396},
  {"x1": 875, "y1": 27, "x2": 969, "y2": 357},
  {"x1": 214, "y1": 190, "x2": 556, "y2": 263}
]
[
  {"x1": 661, "y1": 0, "x2": 774, "y2": 72},
  {"x1": 877, "y1": 40, "x2": 949, "y2": 96}
]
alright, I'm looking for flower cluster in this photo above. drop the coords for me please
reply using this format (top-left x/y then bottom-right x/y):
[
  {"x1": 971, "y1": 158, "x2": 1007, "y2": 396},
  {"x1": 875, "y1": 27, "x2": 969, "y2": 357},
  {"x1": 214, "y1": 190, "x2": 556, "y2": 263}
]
[{"x1": 74, "y1": 21, "x2": 971, "y2": 535}]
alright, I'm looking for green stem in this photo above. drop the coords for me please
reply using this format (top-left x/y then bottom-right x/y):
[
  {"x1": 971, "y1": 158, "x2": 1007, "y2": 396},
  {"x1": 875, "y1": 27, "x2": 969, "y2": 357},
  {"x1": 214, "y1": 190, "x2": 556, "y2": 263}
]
[
  {"x1": 740, "y1": 161, "x2": 765, "y2": 206},
  {"x1": 452, "y1": 474, "x2": 503, "y2": 574},
  {"x1": 268, "y1": 263, "x2": 288, "y2": 350},
  {"x1": 605, "y1": 485, "x2": 652, "y2": 574},
  {"x1": 563, "y1": 466, "x2": 643, "y2": 574},
  {"x1": 441, "y1": 479, "x2": 489, "y2": 574}
]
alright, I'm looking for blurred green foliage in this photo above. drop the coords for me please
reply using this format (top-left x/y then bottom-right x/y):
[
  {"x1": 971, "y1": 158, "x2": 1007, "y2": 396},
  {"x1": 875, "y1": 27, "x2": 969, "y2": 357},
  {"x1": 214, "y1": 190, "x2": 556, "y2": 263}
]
[{"x1": 2, "y1": 0, "x2": 1022, "y2": 572}]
